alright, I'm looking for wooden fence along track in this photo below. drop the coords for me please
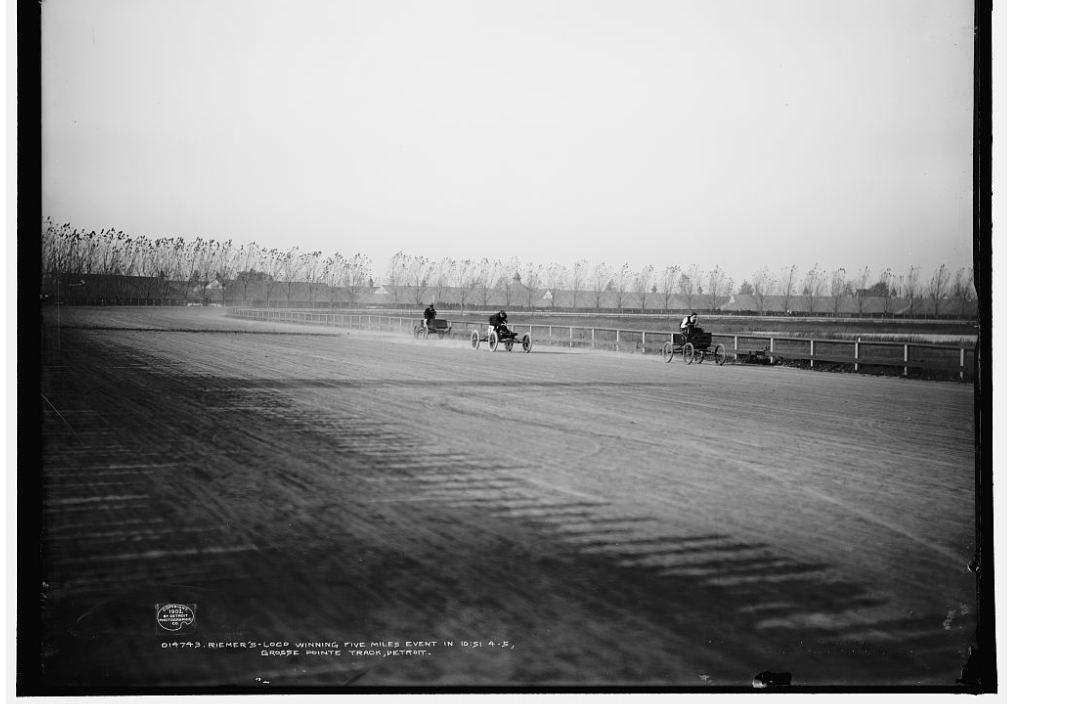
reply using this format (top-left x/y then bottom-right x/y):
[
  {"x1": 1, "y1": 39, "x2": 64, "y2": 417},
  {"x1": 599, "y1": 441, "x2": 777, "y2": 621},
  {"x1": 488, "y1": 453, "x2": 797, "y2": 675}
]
[{"x1": 227, "y1": 308, "x2": 975, "y2": 381}]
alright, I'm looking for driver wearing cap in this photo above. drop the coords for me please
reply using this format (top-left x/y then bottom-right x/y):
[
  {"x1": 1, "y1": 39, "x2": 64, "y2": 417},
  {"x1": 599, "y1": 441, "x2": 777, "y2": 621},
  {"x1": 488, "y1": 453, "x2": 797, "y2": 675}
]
[{"x1": 489, "y1": 309, "x2": 511, "y2": 337}]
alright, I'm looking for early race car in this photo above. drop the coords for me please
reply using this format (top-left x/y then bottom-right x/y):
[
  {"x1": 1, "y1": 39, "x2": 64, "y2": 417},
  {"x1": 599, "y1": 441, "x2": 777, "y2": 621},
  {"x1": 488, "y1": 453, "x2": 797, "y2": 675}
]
[
  {"x1": 413, "y1": 318, "x2": 453, "y2": 339},
  {"x1": 662, "y1": 331, "x2": 728, "y2": 365},
  {"x1": 470, "y1": 326, "x2": 533, "y2": 353}
]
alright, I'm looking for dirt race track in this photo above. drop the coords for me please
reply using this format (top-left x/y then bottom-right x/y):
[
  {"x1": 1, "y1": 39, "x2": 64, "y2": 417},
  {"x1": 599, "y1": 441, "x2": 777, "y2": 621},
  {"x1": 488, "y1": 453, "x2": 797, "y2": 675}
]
[{"x1": 35, "y1": 308, "x2": 982, "y2": 691}]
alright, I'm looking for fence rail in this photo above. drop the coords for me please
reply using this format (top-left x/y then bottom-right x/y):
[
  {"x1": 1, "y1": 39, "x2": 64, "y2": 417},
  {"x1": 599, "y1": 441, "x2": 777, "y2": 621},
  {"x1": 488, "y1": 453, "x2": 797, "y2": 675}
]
[{"x1": 227, "y1": 308, "x2": 975, "y2": 381}]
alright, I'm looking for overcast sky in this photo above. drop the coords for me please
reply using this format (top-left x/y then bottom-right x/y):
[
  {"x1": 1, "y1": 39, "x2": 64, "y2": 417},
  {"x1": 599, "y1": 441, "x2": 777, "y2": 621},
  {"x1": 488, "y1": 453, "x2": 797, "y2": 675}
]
[{"x1": 41, "y1": 0, "x2": 976, "y2": 279}]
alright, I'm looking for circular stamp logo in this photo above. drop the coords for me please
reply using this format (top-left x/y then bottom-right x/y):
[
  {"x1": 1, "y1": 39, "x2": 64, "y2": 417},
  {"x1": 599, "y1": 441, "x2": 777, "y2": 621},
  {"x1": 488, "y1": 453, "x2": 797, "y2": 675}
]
[{"x1": 156, "y1": 603, "x2": 195, "y2": 632}]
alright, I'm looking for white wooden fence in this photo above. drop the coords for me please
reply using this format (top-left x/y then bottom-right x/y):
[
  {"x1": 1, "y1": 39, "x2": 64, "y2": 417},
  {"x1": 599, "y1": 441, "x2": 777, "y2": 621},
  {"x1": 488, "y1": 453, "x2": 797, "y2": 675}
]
[{"x1": 227, "y1": 308, "x2": 975, "y2": 380}]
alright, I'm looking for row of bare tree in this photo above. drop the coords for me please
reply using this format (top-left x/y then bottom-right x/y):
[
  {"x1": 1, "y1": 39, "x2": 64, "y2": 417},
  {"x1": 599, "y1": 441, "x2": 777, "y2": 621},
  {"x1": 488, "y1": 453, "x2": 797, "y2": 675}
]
[
  {"x1": 40, "y1": 219, "x2": 373, "y2": 306},
  {"x1": 41, "y1": 219, "x2": 976, "y2": 316},
  {"x1": 745, "y1": 264, "x2": 977, "y2": 317},
  {"x1": 383, "y1": 252, "x2": 739, "y2": 313}
]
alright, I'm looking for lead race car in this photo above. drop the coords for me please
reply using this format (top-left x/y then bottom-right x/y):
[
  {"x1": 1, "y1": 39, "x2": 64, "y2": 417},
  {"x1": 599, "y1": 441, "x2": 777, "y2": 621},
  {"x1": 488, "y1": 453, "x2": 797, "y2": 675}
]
[
  {"x1": 662, "y1": 329, "x2": 727, "y2": 365},
  {"x1": 470, "y1": 312, "x2": 532, "y2": 353}
]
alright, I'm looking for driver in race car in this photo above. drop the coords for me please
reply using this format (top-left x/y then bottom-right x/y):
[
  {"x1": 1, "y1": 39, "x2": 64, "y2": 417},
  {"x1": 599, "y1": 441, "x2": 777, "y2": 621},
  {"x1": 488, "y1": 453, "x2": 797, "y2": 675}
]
[
  {"x1": 488, "y1": 309, "x2": 511, "y2": 338},
  {"x1": 422, "y1": 303, "x2": 437, "y2": 332},
  {"x1": 680, "y1": 311, "x2": 702, "y2": 342}
]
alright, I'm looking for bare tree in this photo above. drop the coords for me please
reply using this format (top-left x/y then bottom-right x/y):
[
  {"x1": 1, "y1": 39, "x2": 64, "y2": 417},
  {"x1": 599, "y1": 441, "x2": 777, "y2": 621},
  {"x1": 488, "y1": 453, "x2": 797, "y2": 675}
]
[
  {"x1": 926, "y1": 264, "x2": 951, "y2": 317},
  {"x1": 903, "y1": 265, "x2": 921, "y2": 317},
  {"x1": 257, "y1": 247, "x2": 279, "y2": 305},
  {"x1": 279, "y1": 246, "x2": 306, "y2": 306},
  {"x1": 138, "y1": 238, "x2": 173, "y2": 305},
  {"x1": 545, "y1": 263, "x2": 567, "y2": 310},
  {"x1": 114, "y1": 234, "x2": 140, "y2": 302},
  {"x1": 90, "y1": 228, "x2": 125, "y2": 303},
  {"x1": 498, "y1": 257, "x2": 521, "y2": 308},
  {"x1": 612, "y1": 264, "x2": 631, "y2": 310},
  {"x1": 320, "y1": 253, "x2": 343, "y2": 309},
  {"x1": 197, "y1": 239, "x2": 228, "y2": 305},
  {"x1": 779, "y1": 264, "x2": 798, "y2": 313},
  {"x1": 173, "y1": 237, "x2": 206, "y2": 304},
  {"x1": 569, "y1": 259, "x2": 589, "y2": 309},
  {"x1": 801, "y1": 264, "x2": 826, "y2": 314},
  {"x1": 476, "y1": 258, "x2": 501, "y2": 308},
  {"x1": 681, "y1": 264, "x2": 703, "y2": 311},
  {"x1": 451, "y1": 259, "x2": 477, "y2": 313},
  {"x1": 852, "y1": 266, "x2": 871, "y2": 316},
  {"x1": 590, "y1": 263, "x2": 612, "y2": 309},
  {"x1": 386, "y1": 252, "x2": 408, "y2": 306},
  {"x1": 344, "y1": 253, "x2": 372, "y2": 308},
  {"x1": 522, "y1": 263, "x2": 542, "y2": 310},
  {"x1": 631, "y1": 265, "x2": 654, "y2": 312},
  {"x1": 433, "y1": 257, "x2": 454, "y2": 306},
  {"x1": 704, "y1": 266, "x2": 727, "y2": 312},
  {"x1": 73, "y1": 229, "x2": 98, "y2": 276},
  {"x1": 659, "y1": 265, "x2": 680, "y2": 312},
  {"x1": 952, "y1": 267, "x2": 977, "y2": 318},
  {"x1": 301, "y1": 250, "x2": 325, "y2": 307},
  {"x1": 830, "y1": 267, "x2": 849, "y2": 315},
  {"x1": 231, "y1": 242, "x2": 261, "y2": 305},
  {"x1": 876, "y1": 268, "x2": 895, "y2": 316},
  {"x1": 751, "y1": 267, "x2": 772, "y2": 314},
  {"x1": 41, "y1": 217, "x2": 63, "y2": 275},
  {"x1": 405, "y1": 254, "x2": 434, "y2": 305},
  {"x1": 205, "y1": 239, "x2": 236, "y2": 305}
]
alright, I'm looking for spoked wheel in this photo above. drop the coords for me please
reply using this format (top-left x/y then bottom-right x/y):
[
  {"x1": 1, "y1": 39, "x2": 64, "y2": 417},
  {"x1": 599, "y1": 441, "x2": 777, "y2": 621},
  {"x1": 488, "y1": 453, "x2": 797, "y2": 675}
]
[
  {"x1": 714, "y1": 344, "x2": 728, "y2": 366},
  {"x1": 522, "y1": 334, "x2": 532, "y2": 352},
  {"x1": 470, "y1": 330, "x2": 480, "y2": 349},
  {"x1": 683, "y1": 343, "x2": 695, "y2": 364},
  {"x1": 662, "y1": 342, "x2": 674, "y2": 363},
  {"x1": 488, "y1": 330, "x2": 500, "y2": 352}
]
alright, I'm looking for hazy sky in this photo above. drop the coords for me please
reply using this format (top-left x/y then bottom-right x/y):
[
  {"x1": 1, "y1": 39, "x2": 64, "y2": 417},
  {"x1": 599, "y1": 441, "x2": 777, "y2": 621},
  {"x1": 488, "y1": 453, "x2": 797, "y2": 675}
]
[{"x1": 41, "y1": 0, "x2": 976, "y2": 278}]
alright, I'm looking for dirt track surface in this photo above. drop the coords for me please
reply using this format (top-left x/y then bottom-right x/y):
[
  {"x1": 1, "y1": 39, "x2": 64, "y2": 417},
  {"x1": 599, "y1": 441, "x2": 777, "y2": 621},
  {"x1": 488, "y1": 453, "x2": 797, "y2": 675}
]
[{"x1": 37, "y1": 308, "x2": 980, "y2": 690}]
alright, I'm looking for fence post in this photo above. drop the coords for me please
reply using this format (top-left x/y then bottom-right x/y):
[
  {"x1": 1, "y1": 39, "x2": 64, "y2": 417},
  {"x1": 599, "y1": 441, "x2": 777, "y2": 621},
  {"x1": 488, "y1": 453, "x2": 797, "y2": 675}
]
[
  {"x1": 960, "y1": 348, "x2": 965, "y2": 381},
  {"x1": 591, "y1": 327, "x2": 595, "y2": 349},
  {"x1": 810, "y1": 339, "x2": 815, "y2": 368},
  {"x1": 569, "y1": 326, "x2": 573, "y2": 348},
  {"x1": 904, "y1": 344, "x2": 909, "y2": 377},
  {"x1": 854, "y1": 338, "x2": 860, "y2": 372},
  {"x1": 642, "y1": 331, "x2": 646, "y2": 353},
  {"x1": 616, "y1": 329, "x2": 620, "y2": 352}
]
